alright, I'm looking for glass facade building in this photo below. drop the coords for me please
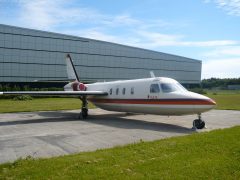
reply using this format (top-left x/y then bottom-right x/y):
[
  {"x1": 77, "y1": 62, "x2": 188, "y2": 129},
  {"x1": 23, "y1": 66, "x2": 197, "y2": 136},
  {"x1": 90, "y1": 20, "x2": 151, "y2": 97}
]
[{"x1": 0, "y1": 24, "x2": 201, "y2": 84}]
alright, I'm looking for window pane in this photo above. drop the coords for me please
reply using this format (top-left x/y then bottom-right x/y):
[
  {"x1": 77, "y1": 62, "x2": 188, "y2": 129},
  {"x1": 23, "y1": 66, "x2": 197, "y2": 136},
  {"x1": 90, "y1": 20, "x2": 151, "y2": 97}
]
[
  {"x1": 131, "y1": 87, "x2": 134, "y2": 95},
  {"x1": 150, "y1": 84, "x2": 160, "y2": 93},
  {"x1": 161, "y1": 83, "x2": 178, "y2": 93},
  {"x1": 122, "y1": 88, "x2": 125, "y2": 95}
]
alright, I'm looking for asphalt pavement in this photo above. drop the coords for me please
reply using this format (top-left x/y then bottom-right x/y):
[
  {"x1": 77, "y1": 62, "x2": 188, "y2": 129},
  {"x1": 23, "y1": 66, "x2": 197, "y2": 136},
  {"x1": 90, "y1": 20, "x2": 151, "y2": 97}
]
[{"x1": 0, "y1": 109, "x2": 239, "y2": 164}]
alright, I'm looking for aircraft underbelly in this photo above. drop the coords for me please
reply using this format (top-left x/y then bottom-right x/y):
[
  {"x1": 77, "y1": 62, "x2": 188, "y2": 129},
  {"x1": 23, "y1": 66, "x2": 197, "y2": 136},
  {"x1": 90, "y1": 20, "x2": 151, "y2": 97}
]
[{"x1": 93, "y1": 102, "x2": 212, "y2": 115}]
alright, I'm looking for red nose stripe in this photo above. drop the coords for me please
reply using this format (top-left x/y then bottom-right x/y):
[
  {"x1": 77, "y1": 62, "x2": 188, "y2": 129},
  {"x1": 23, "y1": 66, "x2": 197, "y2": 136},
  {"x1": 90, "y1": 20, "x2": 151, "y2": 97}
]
[{"x1": 89, "y1": 98, "x2": 216, "y2": 105}]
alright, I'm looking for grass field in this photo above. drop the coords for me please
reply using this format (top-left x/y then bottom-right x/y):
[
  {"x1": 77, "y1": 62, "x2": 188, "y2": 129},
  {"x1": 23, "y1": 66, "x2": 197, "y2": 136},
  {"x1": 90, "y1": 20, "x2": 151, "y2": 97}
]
[
  {"x1": 206, "y1": 90, "x2": 240, "y2": 110},
  {"x1": 0, "y1": 126, "x2": 239, "y2": 179},
  {"x1": 0, "y1": 98, "x2": 92, "y2": 113}
]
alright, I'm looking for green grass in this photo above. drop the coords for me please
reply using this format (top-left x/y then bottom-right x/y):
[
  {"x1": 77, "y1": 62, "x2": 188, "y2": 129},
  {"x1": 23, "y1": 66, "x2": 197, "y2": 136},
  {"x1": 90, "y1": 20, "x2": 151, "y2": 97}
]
[
  {"x1": 207, "y1": 90, "x2": 240, "y2": 94},
  {"x1": 206, "y1": 91, "x2": 240, "y2": 110},
  {"x1": 0, "y1": 126, "x2": 240, "y2": 179},
  {"x1": 0, "y1": 98, "x2": 95, "y2": 113}
]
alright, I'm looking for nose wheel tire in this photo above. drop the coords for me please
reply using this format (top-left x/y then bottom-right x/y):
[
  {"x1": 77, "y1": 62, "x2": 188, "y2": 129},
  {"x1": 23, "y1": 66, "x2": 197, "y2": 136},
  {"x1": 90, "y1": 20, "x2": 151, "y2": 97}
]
[{"x1": 193, "y1": 119, "x2": 205, "y2": 129}]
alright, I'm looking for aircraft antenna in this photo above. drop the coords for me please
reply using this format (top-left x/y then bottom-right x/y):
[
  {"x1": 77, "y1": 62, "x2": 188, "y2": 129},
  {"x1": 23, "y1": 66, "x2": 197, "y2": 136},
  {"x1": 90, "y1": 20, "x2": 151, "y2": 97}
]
[{"x1": 150, "y1": 71, "x2": 155, "y2": 78}]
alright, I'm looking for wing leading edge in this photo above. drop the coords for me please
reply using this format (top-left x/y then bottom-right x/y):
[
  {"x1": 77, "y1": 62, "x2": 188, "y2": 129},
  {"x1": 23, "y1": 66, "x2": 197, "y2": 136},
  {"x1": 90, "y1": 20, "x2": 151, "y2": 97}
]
[{"x1": 0, "y1": 91, "x2": 108, "y2": 96}]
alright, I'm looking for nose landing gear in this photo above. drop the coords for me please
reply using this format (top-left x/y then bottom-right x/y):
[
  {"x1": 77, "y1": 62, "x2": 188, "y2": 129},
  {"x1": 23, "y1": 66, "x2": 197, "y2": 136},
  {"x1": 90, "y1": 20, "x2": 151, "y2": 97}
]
[{"x1": 193, "y1": 114, "x2": 205, "y2": 130}]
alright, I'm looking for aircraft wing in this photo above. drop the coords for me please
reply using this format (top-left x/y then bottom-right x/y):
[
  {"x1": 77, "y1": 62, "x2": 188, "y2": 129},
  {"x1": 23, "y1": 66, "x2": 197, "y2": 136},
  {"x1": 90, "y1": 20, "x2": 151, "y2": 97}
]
[{"x1": 0, "y1": 91, "x2": 108, "y2": 96}]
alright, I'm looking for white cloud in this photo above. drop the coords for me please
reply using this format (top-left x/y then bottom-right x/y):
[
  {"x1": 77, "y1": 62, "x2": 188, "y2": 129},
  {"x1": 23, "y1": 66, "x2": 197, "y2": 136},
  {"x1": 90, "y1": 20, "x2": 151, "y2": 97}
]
[
  {"x1": 205, "y1": 0, "x2": 240, "y2": 16},
  {"x1": 19, "y1": 1, "x2": 57, "y2": 29},
  {"x1": 133, "y1": 30, "x2": 238, "y2": 48},
  {"x1": 203, "y1": 46, "x2": 240, "y2": 57},
  {"x1": 202, "y1": 58, "x2": 240, "y2": 78},
  {"x1": 15, "y1": 0, "x2": 146, "y2": 31},
  {"x1": 180, "y1": 40, "x2": 238, "y2": 47},
  {"x1": 64, "y1": 28, "x2": 239, "y2": 50},
  {"x1": 17, "y1": 0, "x2": 104, "y2": 30},
  {"x1": 62, "y1": 28, "x2": 239, "y2": 51},
  {"x1": 68, "y1": 28, "x2": 126, "y2": 43},
  {"x1": 1, "y1": 0, "x2": 236, "y2": 51},
  {"x1": 217, "y1": 0, "x2": 240, "y2": 16},
  {"x1": 100, "y1": 14, "x2": 141, "y2": 27},
  {"x1": 201, "y1": 45, "x2": 240, "y2": 78}
]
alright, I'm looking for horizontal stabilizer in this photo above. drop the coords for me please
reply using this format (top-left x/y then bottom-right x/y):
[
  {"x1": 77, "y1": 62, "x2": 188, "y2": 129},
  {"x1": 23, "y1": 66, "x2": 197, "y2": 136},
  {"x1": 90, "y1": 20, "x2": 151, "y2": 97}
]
[{"x1": 33, "y1": 79, "x2": 75, "y2": 82}]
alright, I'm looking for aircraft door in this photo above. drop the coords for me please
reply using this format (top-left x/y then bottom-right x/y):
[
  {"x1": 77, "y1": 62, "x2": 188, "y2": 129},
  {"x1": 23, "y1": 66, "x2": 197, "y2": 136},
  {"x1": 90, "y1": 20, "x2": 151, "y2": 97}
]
[{"x1": 148, "y1": 83, "x2": 160, "y2": 99}]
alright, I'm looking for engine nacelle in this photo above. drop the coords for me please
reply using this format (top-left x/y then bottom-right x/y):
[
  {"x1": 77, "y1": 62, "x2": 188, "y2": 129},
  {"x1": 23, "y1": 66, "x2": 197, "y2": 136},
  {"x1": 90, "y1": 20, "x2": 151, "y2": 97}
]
[{"x1": 71, "y1": 82, "x2": 87, "y2": 91}]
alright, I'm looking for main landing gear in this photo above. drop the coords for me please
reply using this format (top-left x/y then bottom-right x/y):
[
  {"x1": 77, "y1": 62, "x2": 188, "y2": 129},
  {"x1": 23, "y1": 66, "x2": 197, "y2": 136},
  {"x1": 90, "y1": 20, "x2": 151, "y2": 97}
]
[
  {"x1": 79, "y1": 96, "x2": 88, "y2": 119},
  {"x1": 192, "y1": 114, "x2": 205, "y2": 130}
]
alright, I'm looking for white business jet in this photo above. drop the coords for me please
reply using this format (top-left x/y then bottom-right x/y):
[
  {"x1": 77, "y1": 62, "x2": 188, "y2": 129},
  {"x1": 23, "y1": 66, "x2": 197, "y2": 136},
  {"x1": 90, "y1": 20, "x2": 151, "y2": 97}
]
[{"x1": 0, "y1": 54, "x2": 216, "y2": 129}]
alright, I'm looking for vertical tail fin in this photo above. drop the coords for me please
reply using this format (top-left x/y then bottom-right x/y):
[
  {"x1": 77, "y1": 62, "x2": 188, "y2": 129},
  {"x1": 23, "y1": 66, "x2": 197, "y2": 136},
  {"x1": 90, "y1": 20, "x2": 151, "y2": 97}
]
[
  {"x1": 64, "y1": 54, "x2": 86, "y2": 91},
  {"x1": 65, "y1": 54, "x2": 80, "y2": 81}
]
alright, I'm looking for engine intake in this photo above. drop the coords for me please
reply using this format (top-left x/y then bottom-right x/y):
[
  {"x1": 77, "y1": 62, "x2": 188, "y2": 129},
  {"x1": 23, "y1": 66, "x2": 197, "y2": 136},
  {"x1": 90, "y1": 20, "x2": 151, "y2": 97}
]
[{"x1": 72, "y1": 82, "x2": 87, "y2": 91}]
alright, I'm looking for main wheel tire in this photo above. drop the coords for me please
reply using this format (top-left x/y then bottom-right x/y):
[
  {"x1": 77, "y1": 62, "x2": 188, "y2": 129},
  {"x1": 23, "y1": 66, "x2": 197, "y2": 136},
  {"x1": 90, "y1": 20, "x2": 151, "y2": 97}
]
[
  {"x1": 81, "y1": 108, "x2": 88, "y2": 119},
  {"x1": 193, "y1": 119, "x2": 205, "y2": 129}
]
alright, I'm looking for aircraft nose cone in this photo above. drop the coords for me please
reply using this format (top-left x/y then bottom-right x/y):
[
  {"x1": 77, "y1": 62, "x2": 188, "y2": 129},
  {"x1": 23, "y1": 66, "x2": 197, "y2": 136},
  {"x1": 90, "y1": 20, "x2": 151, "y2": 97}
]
[
  {"x1": 206, "y1": 98, "x2": 217, "y2": 109},
  {"x1": 188, "y1": 92, "x2": 216, "y2": 107},
  {"x1": 200, "y1": 94, "x2": 216, "y2": 106},
  {"x1": 209, "y1": 98, "x2": 216, "y2": 106},
  {"x1": 200, "y1": 94, "x2": 216, "y2": 110}
]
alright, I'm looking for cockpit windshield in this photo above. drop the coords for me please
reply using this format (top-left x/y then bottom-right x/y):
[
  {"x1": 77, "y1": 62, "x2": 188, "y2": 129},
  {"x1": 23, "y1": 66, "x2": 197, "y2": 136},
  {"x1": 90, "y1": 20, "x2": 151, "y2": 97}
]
[
  {"x1": 176, "y1": 83, "x2": 188, "y2": 92},
  {"x1": 160, "y1": 82, "x2": 187, "y2": 93}
]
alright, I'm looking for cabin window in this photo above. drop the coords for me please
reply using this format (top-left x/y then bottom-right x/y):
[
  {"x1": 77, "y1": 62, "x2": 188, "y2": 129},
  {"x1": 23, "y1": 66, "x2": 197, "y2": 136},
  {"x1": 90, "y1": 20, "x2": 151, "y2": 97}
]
[
  {"x1": 131, "y1": 87, "x2": 134, "y2": 95},
  {"x1": 116, "y1": 88, "x2": 119, "y2": 95},
  {"x1": 109, "y1": 88, "x2": 112, "y2": 95},
  {"x1": 150, "y1": 84, "x2": 160, "y2": 93},
  {"x1": 161, "y1": 83, "x2": 178, "y2": 93},
  {"x1": 122, "y1": 88, "x2": 126, "y2": 95}
]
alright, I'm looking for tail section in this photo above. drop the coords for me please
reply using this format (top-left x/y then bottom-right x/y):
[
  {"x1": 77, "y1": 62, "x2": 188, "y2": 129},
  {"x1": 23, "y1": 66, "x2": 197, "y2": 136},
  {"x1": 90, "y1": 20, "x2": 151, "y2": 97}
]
[
  {"x1": 64, "y1": 54, "x2": 87, "y2": 91},
  {"x1": 65, "y1": 54, "x2": 80, "y2": 81}
]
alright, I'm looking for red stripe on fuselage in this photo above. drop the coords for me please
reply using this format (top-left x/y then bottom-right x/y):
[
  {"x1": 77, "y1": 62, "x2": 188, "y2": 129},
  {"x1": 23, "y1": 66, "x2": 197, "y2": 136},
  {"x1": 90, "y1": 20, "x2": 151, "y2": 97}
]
[{"x1": 89, "y1": 98, "x2": 216, "y2": 105}]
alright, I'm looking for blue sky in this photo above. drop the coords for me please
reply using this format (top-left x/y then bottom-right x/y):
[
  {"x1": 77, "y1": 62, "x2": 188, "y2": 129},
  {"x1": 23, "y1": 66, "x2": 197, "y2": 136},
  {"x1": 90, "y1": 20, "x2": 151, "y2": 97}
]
[{"x1": 0, "y1": 0, "x2": 240, "y2": 79}]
